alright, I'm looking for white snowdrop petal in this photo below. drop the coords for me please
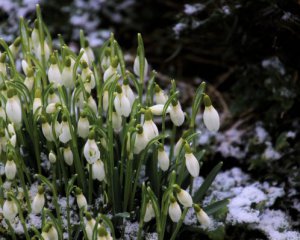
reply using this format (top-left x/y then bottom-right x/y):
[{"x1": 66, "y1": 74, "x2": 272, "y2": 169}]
[
  {"x1": 177, "y1": 189, "x2": 193, "y2": 207},
  {"x1": 185, "y1": 153, "x2": 200, "y2": 177},
  {"x1": 168, "y1": 202, "x2": 182, "y2": 222},
  {"x1": 203, "y1": 106, "x2": 220, "y2": 132}
]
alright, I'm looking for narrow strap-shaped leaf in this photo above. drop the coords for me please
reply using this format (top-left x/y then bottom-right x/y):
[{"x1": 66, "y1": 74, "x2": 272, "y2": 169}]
[{"x1": 203, "y1": 198, "x2": 229, "y2": 215}]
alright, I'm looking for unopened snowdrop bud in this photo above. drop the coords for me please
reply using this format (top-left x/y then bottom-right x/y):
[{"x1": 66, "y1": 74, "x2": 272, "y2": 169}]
[
  {"x1": 101, "y1": 48, "x2": 111, "y2": 70},
  {"x1": 75, "y1": 187, "x2": 88, "y2": 210},
  {"x1": 9, "y1": 37, "x2": 21, "y2": 57},
  {"x1": 92, "y1": 159, "x2": 105, "y2": 182},
  {"x1": 36, "y1": 41, "x2": 50, "y2": 63},
  {"x1": 112, "y1": 111, "x2": 122, "y2": 133},
  {"x1": 6, "y1": 89, "x2": 22, "y2": 127},
  {"x1": 59, "y1": 115, "x2": 72, "y2": 143},
  {"x1": 33, "y1": 90, "x2": 42, "y2": 114},
  {"x1": 155, "y1": 84, "x2": 168, "y2": 104},
  {"x1": 41, "y1": 116, "x2": 54, "y2": 142},
  {"x1": 144, "y1": 201, "x2": 155, "y2": 222},
  {"x1": 49, "y1": 151, "x2": 56, "y2": 164},
  {"x1": 168, "y1": 195, "x2": 182, "y2": 223},
  {"x1": 24, "y1": 68, "x2": 35, "y2": 91},
  {"x1": 5, "y1": 153, "x2": 17, "y2": 180},
  {"x1": 63, "y1": 145, "x2": 73, "y2": 166},
  {"x1": 114, "y1": 85, "x2": 131, "y2": 117},
  {"x1": 42, "y1": 223, "x2": 58, "y2": 240},
  {"x1": 85, "y1": 212, "x2": 96, "y2": 240},
  {"x1": 103, "y1": 57, "x2": 118, "y2": 82},
  {"x1": 122, "y1": 78, "x2": 135, "y2": 107},
  {"x1": 62, "y1": 57, "x2": 74, "y2": 88},
  {"x1": 134, "y1": 124, "x2": 148, "y2": 154},
  {"x1": 84, "y1": 40, "x2": 95, "y2": 65},
  {"x1": 87, "y1": 94, "x2": 98, "y2": 115},
  {"x1": 46, "y1": 103, "x2": 58, "y2": 114},
  {"x1": 81, "y1": 61, "x2": 95, "y2": 89},
  {"x1": 0, "y1": 53, "x2": 7, "y2": 76},
  {"x1": 3, "y1": 195, "x2": 18, "y2": 222},
  {"x1": 203, "y1": 95, "x2": 220, "y2": 132},
  {"x1": 48, "y1": 55, "x2": 62, "y2": 87},
  {"x1": 157, "y1": 144, "x2": 169, "y2": 171},
  {"x1": 173, "y1": 184, "x2": 193, "y2": 207},
  {"x1": 84, "y1": 131, "x2": 100, "y2": 164},
  {"x1": 103, "y1": 90, "x2": 109, "y2": 112},
  {"x1": 32, "y1": 185, "x2": 45, "y2": 214},
  {"x1": 170, "y1": 100, "x2": 185, "y2": 126},
  {"x1": 31, "y1": 21, "x2": 40, "y2": 45},
  {"x1": 143, "y1": 110, "x2": 158, "y2": 141},
  {"x1": 149, "y1": 104, "x2": 170, "y2": 116},
  {"x1": 21, "y1": 59, "x2": 29, "y2": 75},
  {"x1": 78, "y1": 112, "x2": 90, "y2": 138},
  {"x1": 184, "y1": 144, "x2": 200, "y2": 177},
  {"x1": 133, "y1": 55, "x2": 148, "y2": 78},
  {"x1": 194, "y1": 204, "x2": 211, "y2": 228}
]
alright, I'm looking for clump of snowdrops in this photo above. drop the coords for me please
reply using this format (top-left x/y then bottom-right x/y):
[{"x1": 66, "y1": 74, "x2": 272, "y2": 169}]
[{"x1": 0, "y1": 5, "x2": 226, "y2": 240}]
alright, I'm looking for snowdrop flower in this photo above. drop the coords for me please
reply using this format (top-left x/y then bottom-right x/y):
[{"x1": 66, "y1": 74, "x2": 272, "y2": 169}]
[
  {"x1": 32, "y1": 185, "x2": 45, "y2": 214},
  {"x1": 92, "y1": 159, "x2": 105, "y2": 182},
  {"x1": 46, "y1": 102, "x2": 59, "y2": 114},
  {"x1": 63, "y1": 145, "x2": 73, "y2": 166},
  {"x1": 174, "y1": 184, "x2": 193, "y2": 207},
  {"x1": 114, "y1": 85, "x2": 131, "y2": 117},
  {"x1": 102, "y1": 90, "x2": 109, "y2": 112},
  {"x1": 48, "y1": 150, "x2": 56, "y2": 164},
  {"x1": 134, "y1": 124, "x2": 149, "y2": 154},
  {"x1": 84, "y1": 131, "x2": 100, "y2": 164},
  {"x1": 59, "y1": 115, "x2": 72, "y2": 143},
  {"x1": 112, "y1": 111, "x2": 122, "y2": 133},
  {"x1": 194, "y1": 204, "x2": 211, "y2": 228},
  {"x1": 77, "y1": 112, "x2": 90, "y2": 139},
  {"x1": 81, "y1": 61, "x2": 95, "y2": 90},
  {"x1": 174, "y1": 131, "x2": 190, "y2": 157},
  {"x1": 62, "y1": 57, "x2": 74, "y2": 88},
  {"x1": 5, "y1": 154, "x2": 17, "y2": 180},
  {"x1": 85, "y1": 212, "x2": 96, "y2": 240},
  {"x1": 21, "y1": 59, "x2": 29, "y2": 75},
  {"x1": 3, "y1": 195, "x2": 18, "y2": 222},
  {"x1": 157, "y1": 144, "x2": 169, "y2": 171},
  {"x1": 184, "y1": 144, "x2": 200, "y2": 177},
  {"x1": 35, "y1": 41, "x2": 50, "y2": 63},
  {"x1": 6, "y1": 89, "x2": 22, "y2": 127},
  {"x1": 24, "y1": 68, "x2": 34, "y2": 91},
  {"x1": 47, "y1": 88, "x2": 60, "y2": 104},
  {"x1": 101, "y1": 48, "x2": 111, "y2": 70},
  {"x1": 9, "y1": 37, "x2": 21, "y2": 58},
  {"x1": 84, "y1": 41, "x2": 95, "y2": 64},
  {"x1": 31, "y1": 21, "x2": 40, "y2": 45},
  {"x1": 133, "y1": 55, "x2": 148, "y2": 79},
  {"x1": 97, "y1": 226, "x2": 111, "y2": 240},
  {"x1": 48, "y1": 55, "x2": 62, "y2": 87},
  {"x1": 155, "y1": 84, "x2": 168, "y2": 104},
  {"x1": 33, "y1": 90, "x2": 42, "y2": 115},
  {"x1": 87, "y1": 94, "x2": 98, "y2": 115},
  {"x1": 170, "y1": 101, "x2": 185, "y2": 126},
  {"x1": 149, "y1": 104, "x2": 170, "y2": 116},
  {"x1": 168, "y1": 195, "x2": 182, "y2": 223},
  {"x1": 143, "y1": 110, "x2": 159, "y2": 141},
  {"x1": 144, "y1": 201, "x2": 155, "y2": 222},
  {"x1": 122, "y1": 79, "x2": 135, "y2": 107},
  {"x1": 0, "y1": 53, "x2": 7, "y2": 76},
  {"x1": 75, "y1": 187, "x2": 88, "y2": 210},
  {"x1": 203, "y1": 95, "x2": 220, "y2": 132},
  {"x1": 42, "y1": 223, "x2": 58, "y2": 240},
  {"x1": 41, "y1": 116, "x2": 54, "y2": 142},
  {"x1": 103, "y1": 57, "x2": 118, "y2": 82}
]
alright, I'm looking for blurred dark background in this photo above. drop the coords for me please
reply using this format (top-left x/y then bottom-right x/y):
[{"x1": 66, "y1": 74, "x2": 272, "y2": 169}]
[{"x1": 1, "y1": 0, "x2": 300, "y2": 236}]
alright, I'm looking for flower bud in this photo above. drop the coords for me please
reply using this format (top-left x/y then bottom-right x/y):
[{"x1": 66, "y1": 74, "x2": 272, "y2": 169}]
[
  {"x1": 114, "y1": 85, "x2": 131, "y2": 117},
  {"x1": 85, "y1": 212, "x2": 96, "y2": 240},
  {"x1": 112, "y1": 111, "x2": 122, "y2": 133},
  {"x1": 133, "y1": 55, "x2": 148, "y2": 78},
  {"x1": 103, "y1": 90, "x2": 109, "y2": 112},
  {"x1": 78, "y1": 113, "x2": 90, "y2": 139},
  {"x1": 32, "y1": 186, "x2": 45, "y2": 214},
  {"x1": 49, "y1": 151, "x2": 56, "y2": 164},
  {"x1": 157, "y1": 145, "x2": 169, "y2": 171},
  {"x1": 155, "y1": 84, "x2": 167, "y2": 104},
  {"x1": 144, "y1": 201, "x2": 155, "y2": 222},
  {"x1": 168, "y1": 196, "x2": 182, "y2": 222},
  {"x1": 6, "y1": 90, "x2": 22, "y2": 127},
  {"x1": 59, "y1": 117, "x2": 72, "y2": 144},
  {"x1": 174, "y1": 185, "x2": 193, "y2": 207},
  {"x1": 5, "y1": 155, "x2": 17, "y2": 180},
  {"x1": 62, "y1": 58, "x2": 75, "y2": 88},
  {"x1": 170, "y1": 101, "x2": 185, "y2": 126},
  {"x1": 203, "y1": 95, "x2": 220, "y2": 132},
  {"x1": 63, "y1": 145, "x2": 73, "y2": 166},
  {"x1": 143, "y1": 110, "x2": 158, "y2": 141},
  {"x1": 92, "y1": 159, "x2": 105, "y2": 182},
  {"x1": 3, "y1": 196, "x2": 18, "y2": 222},
  {"x1": 149, "y1": 104, "x2": 170, "y2": 116},
  {"x1": 75, "y1": 187, "x2": 88, "y2": 210},
  {"x1": 184, "y1": 144, "x2": 200, "y2": 177},
  {"x1": 122, "y1": 82, "x2": 135, "y2": 107},
  {"x1": 194, "y1": 204, "x2": 211, "y2": 228},
  {"x1": 48, "y1": 56, "x2": 62, "y2": 88},
  {"x1": 134, "y1": 125, "x2": 148, "y2": 154}
]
